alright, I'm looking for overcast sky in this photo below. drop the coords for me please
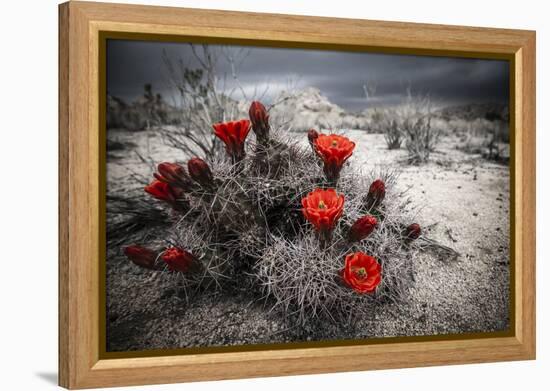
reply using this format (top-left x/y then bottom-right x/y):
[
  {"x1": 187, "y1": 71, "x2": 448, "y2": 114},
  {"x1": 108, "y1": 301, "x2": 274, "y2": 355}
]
[{"x1": 107, "y1": 39, "x2": 509, "y2": 111}]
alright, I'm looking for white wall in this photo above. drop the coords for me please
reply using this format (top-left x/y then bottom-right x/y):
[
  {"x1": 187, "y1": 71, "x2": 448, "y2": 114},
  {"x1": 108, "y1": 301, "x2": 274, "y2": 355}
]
[{"x1": 0, "y1": 0, "x2": 546, "y2": 389}]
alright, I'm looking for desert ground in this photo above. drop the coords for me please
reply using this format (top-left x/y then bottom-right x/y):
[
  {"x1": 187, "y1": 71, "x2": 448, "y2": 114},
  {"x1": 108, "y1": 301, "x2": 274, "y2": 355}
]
[{"x1": 105, "y1": 126, "x2": 510, "y2": 351}]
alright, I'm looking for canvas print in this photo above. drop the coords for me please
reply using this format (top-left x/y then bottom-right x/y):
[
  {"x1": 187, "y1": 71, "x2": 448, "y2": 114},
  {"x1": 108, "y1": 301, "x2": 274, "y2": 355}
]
[{"x1": 105, "y1": 40, "x2": 510, "y2": 352}]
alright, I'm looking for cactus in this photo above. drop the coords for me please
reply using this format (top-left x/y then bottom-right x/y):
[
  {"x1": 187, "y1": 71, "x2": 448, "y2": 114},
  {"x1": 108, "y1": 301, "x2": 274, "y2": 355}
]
[{"x1": 123, "y1": 100, "x2": 430, "y2": 328}]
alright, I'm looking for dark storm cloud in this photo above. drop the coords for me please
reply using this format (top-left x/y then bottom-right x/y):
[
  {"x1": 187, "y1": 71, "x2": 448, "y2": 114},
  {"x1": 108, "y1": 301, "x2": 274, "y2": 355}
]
[{"x1": 107, "y1": 39, "x2": 509, "y2": 111}]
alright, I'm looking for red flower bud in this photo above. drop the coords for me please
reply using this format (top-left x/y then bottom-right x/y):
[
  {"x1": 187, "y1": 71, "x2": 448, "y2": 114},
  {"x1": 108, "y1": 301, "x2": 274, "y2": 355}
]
[
  {"x1": 314, "y1": 134, "x2": 355, "y2": 183},
  {"x1": 341, "y1": 252, "x2": 382, "y2": 294},
  {"x1": 213, "y1": 119, "x2": 251, "y2": 162},
  {"x1": 123, "y1": 245, "x2": 157, "y2": 269},
  {"x1": 187, "y1": 157, "x2": 214, "y2": 188},
  {"x1": 308, "y1": 129, "x2": 319, "y2": 145},
  {"x1": 349, "y1": 215, "x2": 378, "y2": 242},
  {"x1": 404, "y1": 223, "x2": 421, "y2": 240},
  {"x1": 144, "y1": 179, "x2": 180, "y2": 204},
  {"x1": 249, "y1": 101, "x2": 270, "y2": 143},
  {"x1": 155, "y1": 162, "x2": 194, "y2": 190},
  {"x1": 157, "y1": 162, "x2": 184, "y2": 183},
  {"x1": 365, "y1": 179, "x2": 386, "y2": 209},
  {"x1": 161, "y1": 247, "x2": 197, "y2": 273},
  {"x1": 307, "y1": 129, "x2": 319, "y2": 154}
]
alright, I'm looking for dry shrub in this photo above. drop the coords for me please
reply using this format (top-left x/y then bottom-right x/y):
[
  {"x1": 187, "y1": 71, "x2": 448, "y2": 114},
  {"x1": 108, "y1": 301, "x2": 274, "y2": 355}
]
[
  {"x1": 399, "y1": 94, "x2": 440, "y2": 163},
  {"x1": 368, "y1": 93, "x2": 439, "y2": 157},
  {"x1": 159, "y1": 45, "x2": 301, "y2": 160},
  {"x1": 367, "y1": 108, "x2": 403, "y2": 149},
  {"x1": 453, "y1": 117, "x2": 510, "y2": 163},
  {"x1": 383, "y1": 118, "x2": 403, "y2": 150}
]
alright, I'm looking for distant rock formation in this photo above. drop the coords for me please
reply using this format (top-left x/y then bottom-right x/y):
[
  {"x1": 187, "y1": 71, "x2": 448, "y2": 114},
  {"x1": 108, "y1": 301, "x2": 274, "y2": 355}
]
[{"x1": 268, "y1": 87, "x2": 371, "y2": 132}]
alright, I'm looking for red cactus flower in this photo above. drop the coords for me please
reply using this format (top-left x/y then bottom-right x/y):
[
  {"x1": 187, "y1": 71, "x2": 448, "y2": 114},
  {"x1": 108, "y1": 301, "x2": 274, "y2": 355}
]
[
  {"x1": 213, "y1": 119, "x2": 251, "y2": 161},
  {"x1": 349, "y1": 215, "x2": 378, "y2": 242},
  {"x1": 301, "y1": 188, "x2": 345, "y2": 232},
  {"x1": 341, "y1": 252, "x2": 382, "y2": 294},
  {"x1": 124, "y1": 245, "x2": 157, "y2": 270},
  {"x1": 404, "y1": 223, "x2": 421, "y2": 240},
  {"x1": 154, "y1": 162, "x2": 194, "y2": 191},
  {"x1": 365, "y1": 179, "x2": 386, "y2": 209},
  {"x1": 314, "y1": 134, "x2": 355, "y2": 182},
  {"x1": 249, "y1": 101, "x2": 270, "y2": 142},
  {"x1": 187, "y1": 157, "x2": 214, "y2": 188},
  {"x1": 161, "y1": 247, "x2": 197, "y2": 273},
  {"x1": 144, "y1": 179, "x2": 181, "y2": 204}
]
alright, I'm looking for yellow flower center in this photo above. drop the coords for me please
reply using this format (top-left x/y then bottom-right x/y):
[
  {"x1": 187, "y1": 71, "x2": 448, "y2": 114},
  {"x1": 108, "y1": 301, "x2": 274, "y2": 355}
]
[
  {"x1": 353, "y1": 267, "x2": 368, "y2": 279},
  {"x1": 318, "y1": 200, "x2": 326, "y2": 209},
  {"x1": 331, "y1": 140, "x2": 338, "y2": 147}
]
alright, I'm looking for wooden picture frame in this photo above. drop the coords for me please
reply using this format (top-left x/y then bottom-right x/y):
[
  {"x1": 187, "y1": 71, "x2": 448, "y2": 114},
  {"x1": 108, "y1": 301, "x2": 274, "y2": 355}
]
[{"x1": 58, "y1": 1, "x2": 536, "y2": 389}]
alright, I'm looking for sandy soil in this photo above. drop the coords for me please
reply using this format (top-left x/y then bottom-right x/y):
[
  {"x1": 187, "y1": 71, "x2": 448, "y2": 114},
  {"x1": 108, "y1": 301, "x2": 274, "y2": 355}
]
[{"x1": 106, "y1": 129, "x2": 510, "y2": 351}]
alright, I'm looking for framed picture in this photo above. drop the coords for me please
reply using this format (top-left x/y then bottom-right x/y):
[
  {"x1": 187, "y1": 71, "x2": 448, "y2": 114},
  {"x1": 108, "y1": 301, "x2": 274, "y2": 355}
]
[{"x1": 58, "y1": 1, "x2": 536, "y2": 389}]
